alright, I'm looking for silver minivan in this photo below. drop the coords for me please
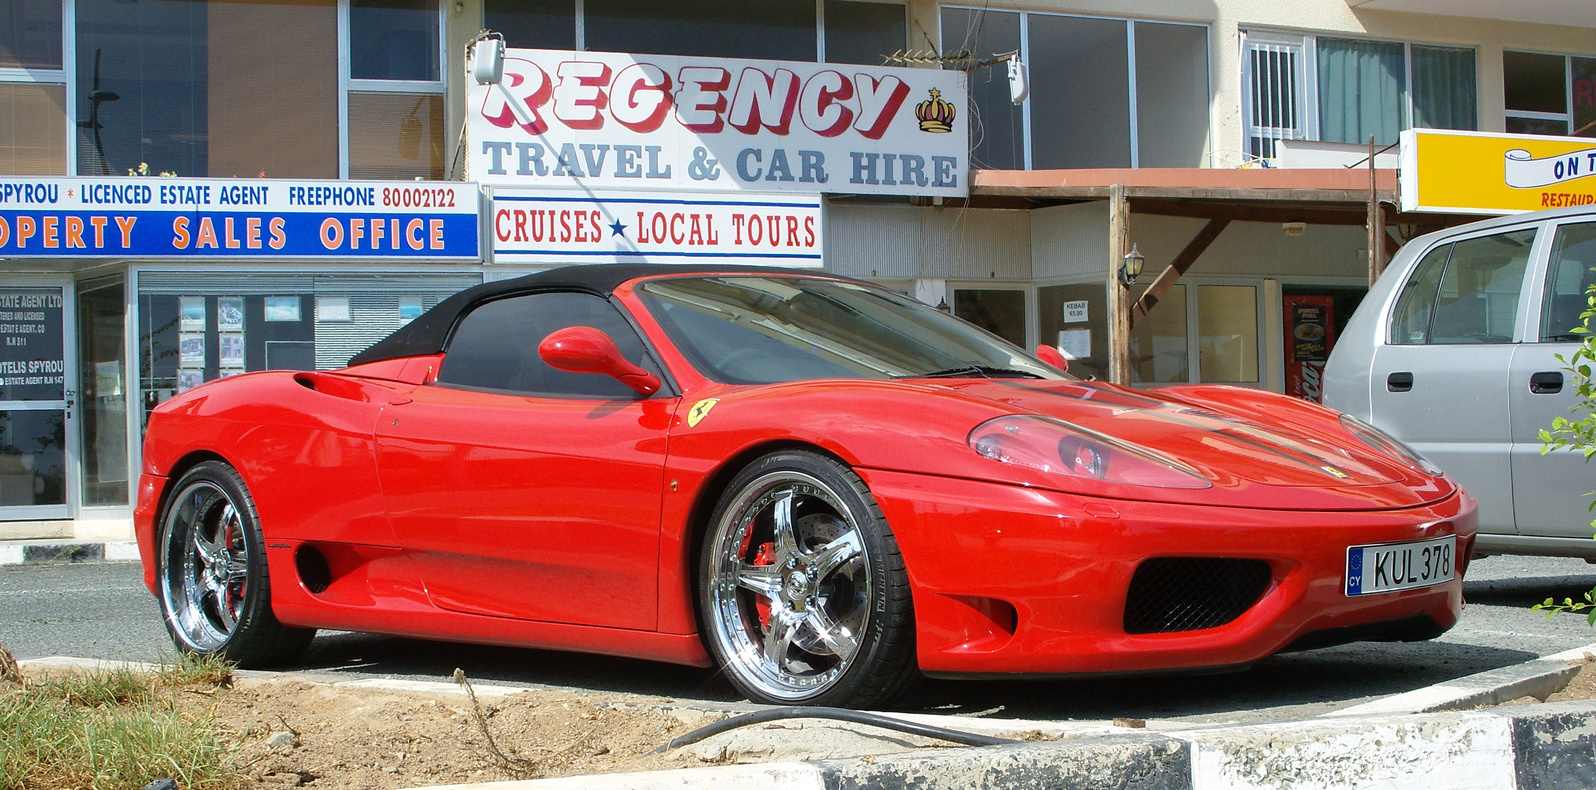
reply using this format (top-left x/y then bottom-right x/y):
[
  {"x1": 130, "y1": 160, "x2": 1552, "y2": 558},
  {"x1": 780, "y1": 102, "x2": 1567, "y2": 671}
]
[{"x1": 1324, "y1": 204, "x2": 1596, "y2": 559}]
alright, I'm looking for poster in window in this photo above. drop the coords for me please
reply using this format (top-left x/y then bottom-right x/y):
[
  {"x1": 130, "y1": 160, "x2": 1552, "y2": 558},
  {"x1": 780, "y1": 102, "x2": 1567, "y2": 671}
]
[
  {"x1": 316, "y1": 296, "x2": 351, "y2": 322},
  {"x1": 1058, "y1": 329, "x2": 1091, "y2": 359},
  {"x1": 217, "y1": 297, "x2": 245, "y2": 331},
  {"x1": 219, "y1": 334, "x2": 245, "y2": 368},
  {"x1": 1283, "y1": 295, "x2": 1336, "y2": 403},
  {"x1": 264, "y1": 296, "x2": 301, "y2": 322},
  {"x1": 179, "y1": 333, "x2": 205, "y2": 367},
  {"x1": 177, "y1": 369, "x2": 204, "y2": 393},
  {"x1": 180, "y1": 296, "x2": 206, "y2": 330},
  {"x1": 399, "y1": 297, "x2": 422, "y2": 325}
]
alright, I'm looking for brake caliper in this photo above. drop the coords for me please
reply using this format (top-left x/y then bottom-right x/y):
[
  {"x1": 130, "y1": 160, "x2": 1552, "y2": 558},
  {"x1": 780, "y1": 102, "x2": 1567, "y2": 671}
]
[{"x1": 752, "y1": 542, "x2": 776, "y2": 629}]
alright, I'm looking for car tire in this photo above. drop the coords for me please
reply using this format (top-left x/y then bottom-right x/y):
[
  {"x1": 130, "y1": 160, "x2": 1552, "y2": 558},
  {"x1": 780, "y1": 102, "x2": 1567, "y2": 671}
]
[
  {"x1": 156, "y1": 460, "x2": 314, "y2": 667},
  {"x1": 699, "y1": 450, "x2": 916, "y2": 707}
]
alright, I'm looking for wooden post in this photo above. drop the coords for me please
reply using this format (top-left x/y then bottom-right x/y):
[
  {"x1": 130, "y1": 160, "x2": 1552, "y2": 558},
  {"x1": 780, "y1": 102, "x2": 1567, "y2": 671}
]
[
  {"x1": 1108, "y1": 184, "x2": 1130, "y2": 386},
  {"x1": 1131, "y1": 218, "x2": 1230, "y2": 328},
  {"x1": 1367, "y1": 135, "x2": 1380, "y2": 287}
]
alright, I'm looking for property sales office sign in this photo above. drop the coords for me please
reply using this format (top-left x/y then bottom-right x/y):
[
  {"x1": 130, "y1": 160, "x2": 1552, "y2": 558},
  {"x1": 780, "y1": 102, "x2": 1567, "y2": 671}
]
[
  {"x1": 468, "y1": 48, "x2": 969, "y2": 198},
  {"x1": 1400, "y1": 128, "x2": 1596, "y2": 214},
  {"x1": 0, "y1": 178, "x2": 480, "y2": 258}
]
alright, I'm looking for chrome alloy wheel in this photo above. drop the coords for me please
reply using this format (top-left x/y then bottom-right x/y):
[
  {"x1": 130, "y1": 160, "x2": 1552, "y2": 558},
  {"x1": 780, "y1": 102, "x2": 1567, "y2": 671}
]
[
  {"x1": 706, "y1": 471, "x2": 872, "y2": 701},
  {"x1": 160, "y1": 481, "x2": 251, "y2": 652}
]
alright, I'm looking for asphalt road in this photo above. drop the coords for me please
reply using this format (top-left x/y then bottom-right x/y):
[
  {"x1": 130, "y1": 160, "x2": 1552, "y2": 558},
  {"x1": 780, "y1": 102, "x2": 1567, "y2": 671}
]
[{"x1": 5, "y1": 554, "x2": 1596, "y2": 725}]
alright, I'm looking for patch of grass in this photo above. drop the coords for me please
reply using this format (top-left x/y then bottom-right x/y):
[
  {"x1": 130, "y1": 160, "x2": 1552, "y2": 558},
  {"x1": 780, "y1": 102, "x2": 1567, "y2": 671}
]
[
  {"x1": 0, "y1": 646, "x2": 241, "y2": 790},
  {"x1": 158, "y1": 652, "x2": 235, "y2": 689}
]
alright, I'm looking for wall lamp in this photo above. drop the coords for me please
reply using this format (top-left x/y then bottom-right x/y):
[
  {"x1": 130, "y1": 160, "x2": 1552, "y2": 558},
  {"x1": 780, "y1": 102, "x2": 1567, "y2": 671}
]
[{"x1": 1119, "y1": 244, "x2": 1145, "y2": 288}]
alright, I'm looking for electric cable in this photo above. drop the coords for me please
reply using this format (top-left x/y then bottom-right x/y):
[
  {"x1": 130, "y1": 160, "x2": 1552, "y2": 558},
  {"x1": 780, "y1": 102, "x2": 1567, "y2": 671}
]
[{"x1": 649, "y1": 706, "x2": 1021, "y2": 755}]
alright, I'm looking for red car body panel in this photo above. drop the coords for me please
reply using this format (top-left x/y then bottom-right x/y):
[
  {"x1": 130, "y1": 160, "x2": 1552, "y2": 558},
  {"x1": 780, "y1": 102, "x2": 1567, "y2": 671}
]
[{"x1": 136, "y1": 268, "x2": 1477, "y2": 677}]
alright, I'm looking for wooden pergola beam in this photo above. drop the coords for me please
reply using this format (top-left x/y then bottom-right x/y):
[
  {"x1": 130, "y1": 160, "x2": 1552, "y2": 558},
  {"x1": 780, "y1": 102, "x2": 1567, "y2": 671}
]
[
  {"x1": 1129, "y1": 218, "x2": 1231, "y2": 329},
  {"x1": 1128, "y1": 198, "x2": 1370, "y2": 227}
]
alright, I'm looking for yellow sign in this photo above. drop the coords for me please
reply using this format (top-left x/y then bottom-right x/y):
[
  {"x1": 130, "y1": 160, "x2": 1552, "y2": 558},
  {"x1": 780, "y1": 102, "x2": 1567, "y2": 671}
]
[
  {"x1": 686, "y1": 398, "x2": 719, "y2": 428},
  {"x1": 1401, "y1": 129, "x2": 1596, "y2": 215}
]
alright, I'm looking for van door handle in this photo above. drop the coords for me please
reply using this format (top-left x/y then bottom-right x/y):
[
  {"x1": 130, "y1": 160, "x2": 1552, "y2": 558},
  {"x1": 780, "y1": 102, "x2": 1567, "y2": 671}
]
[
  {"x1": 1386, "y1": 372, "x2": 1413, "y2": 392},
  {"x1": 1530, "y1": 371, "x2": 1564, "y2": 394}
]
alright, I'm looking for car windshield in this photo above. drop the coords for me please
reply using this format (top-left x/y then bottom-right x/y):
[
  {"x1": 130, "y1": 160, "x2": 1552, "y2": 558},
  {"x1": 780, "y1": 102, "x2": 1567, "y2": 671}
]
[{"x1": 636, "y1": 276, "x2": 1070, "y2": 385}]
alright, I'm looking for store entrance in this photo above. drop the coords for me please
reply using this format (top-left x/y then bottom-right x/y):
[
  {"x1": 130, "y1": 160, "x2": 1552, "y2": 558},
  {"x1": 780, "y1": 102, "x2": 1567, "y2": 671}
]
[{"x1": 0, "y1": 280, "x2": 76, "y2": 520}]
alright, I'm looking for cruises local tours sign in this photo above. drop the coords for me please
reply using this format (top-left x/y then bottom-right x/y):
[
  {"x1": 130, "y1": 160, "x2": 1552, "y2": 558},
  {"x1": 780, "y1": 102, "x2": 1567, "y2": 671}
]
[
  {"x1": 492, "y1": 189, "x2": 821, "y2": 267},
  {"x1": 468, "y1": 49, "x2": 968, "y2": 199},
  {"x1": 0, "y1": 178, "x2": 480, "y2": 258},
  {"x1": 1400, "y1": 129, "x2": 1596, "y2": 214}
]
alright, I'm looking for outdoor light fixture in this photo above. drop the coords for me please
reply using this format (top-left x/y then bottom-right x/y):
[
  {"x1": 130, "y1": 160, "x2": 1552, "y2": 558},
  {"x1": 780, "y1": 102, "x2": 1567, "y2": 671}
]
[
  {"x1": 1007, "y1": 58, "x2": 1029, "y2": 105},
  {"x1": 1119, "y1": 244, "x2": 1145, "y2": 288},
  {"x1": 471, "y1": 32, "x2": 535, "y2": 127}
]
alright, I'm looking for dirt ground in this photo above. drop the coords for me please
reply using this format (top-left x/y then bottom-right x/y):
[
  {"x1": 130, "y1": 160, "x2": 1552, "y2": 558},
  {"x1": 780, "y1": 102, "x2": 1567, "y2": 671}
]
[
  {"x1": 199, "y1": 679, "x2": 720, "y2": 789},
  {"x1": 1547, "y1": 663, "x2": 1596, "y2": 703}
]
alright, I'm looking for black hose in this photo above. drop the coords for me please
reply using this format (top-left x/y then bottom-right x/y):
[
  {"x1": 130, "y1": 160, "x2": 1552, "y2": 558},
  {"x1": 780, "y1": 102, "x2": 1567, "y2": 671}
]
[{"x1": 651, "y1": 706, "x2": 1021, "y2": 755}]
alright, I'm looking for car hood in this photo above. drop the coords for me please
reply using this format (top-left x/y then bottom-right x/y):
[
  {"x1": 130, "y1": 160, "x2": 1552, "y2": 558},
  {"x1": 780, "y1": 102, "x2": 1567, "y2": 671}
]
[{"x1": 904, "y1": 377, "x2": 1457, "y2": 510}]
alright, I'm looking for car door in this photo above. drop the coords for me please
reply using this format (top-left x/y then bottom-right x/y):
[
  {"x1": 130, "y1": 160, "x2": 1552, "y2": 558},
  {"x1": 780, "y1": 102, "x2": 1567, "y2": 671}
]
[
  {"x1": 1511, "y1": 219, "x2": 1596, "y2": 540},
  {"x1": 1367, "y1": 225, "x2": 1539, "y2": 536},
  {"x1": 376, "y1": 290, "x2": 677, "y2": 630}
]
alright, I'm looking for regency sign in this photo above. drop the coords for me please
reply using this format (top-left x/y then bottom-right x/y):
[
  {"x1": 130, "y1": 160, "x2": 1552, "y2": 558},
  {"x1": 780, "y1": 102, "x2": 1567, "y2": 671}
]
[
  {"x1": 0, "y1": 178, "x2": 481, "y2": 258},
  {"x1": 468, "y1": 49, "x2": 968, "y2": 199},
  {"x1": 1400, "y1": 129, "x2": 1596, "y2": 215},
  {"x1": 491, "y1": 188, "x2": 821, "y2": 267}
]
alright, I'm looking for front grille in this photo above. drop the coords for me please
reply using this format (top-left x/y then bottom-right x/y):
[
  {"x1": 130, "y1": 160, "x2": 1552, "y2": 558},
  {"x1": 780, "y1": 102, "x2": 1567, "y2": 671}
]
[{"x1": 1123, "y1": 557, "x2": 1273, "y2": 634}]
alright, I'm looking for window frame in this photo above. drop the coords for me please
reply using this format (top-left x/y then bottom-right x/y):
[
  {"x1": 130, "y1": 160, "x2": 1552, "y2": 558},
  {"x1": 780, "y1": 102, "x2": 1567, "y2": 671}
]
[
  {"x1": 942, "y1": 6, "x2": 1212, "y2": 170},
  {"x1": 338, "y1": 0, "x2": 448, "y2": 179},
  {"x1": 1240, "y1": 28, "x2": 1478, "y2": 163}
]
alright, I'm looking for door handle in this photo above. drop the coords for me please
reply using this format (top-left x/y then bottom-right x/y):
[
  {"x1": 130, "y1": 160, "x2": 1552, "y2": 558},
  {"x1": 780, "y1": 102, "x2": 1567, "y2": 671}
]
[
  {"x1": 1386, "y1": 372, "x2": 1413, "y2": 392},
  {"x1": 1530, "y1": 371, "x2": 1564, "y2": 394}
]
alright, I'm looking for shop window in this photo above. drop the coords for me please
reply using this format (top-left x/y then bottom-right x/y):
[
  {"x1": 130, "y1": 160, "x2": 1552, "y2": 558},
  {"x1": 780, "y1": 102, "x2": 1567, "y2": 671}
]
[
  {"x1": 1128, "y1": 283, "x2": 1187, "y2": 383},
  {"x1": 484, "y1": 0, "x2": 575, "y2": 50},
  {"x1": 1135, "y1": 22, "x2": 1210, "y2": 169},
  {"x1": 1542, "y1": 223, "x2": 1596, "y2": 342},
  {"x1": 586, "y1": 0, "x2": 816, "y2": 61},
  {"x1": 0, "y1": 83, "x2": 67, "y2": 175},
  {"x1": 939, "y1": 7, "x2": 1021, "y2": 170},
  {"x1": 822, "y1": 1, "x2": 904, "y2": 66},
  {"x1": 350, "y1": 0, "x2": 440, "y2": 81},
  {"x1": 77, "y1": 277, "x2": 127, "y2": 508},
  {"x1": 1196, "y1": 285, "x2": 1258, "y2": 383},
  {"x1": 137, "y1": 273, "x2": 479, "y2": 423},
  {"x1": 1505, "y1": 51, "x2": 1596, "y2": 138},
  {"x1": 348, "y1": 92, "x2": 445, "y2": 180},
  {"x1": 943, "y1": 9, "x2": 1209, "y2": 170},
  {"x1": 1028, "y1": 15, "x2": 1129, "y2": 169},
  {"x1": 0, "y1": 0, "x2": 61, "y2": 70},
  {"x1": 76, "y1": 0, "x2": 339, "y2": 178},
  {"x1": 1243, "y1": 30, "x2": 1475, "y2": 160},
  {"x1": 1037, "y1": 282, "x2": 1105, "y2": 379},
  {"x1": 952, "y1": 288, "x2": 1025, "y2": 349},
  {"x1": 438, "y1": 292, "x2": 653, "y2": 399}
]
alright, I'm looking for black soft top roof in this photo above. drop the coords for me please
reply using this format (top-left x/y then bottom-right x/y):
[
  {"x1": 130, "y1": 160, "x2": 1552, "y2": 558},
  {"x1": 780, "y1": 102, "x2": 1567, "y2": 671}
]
[{"x1": 347, "y1": 263, "x2": 830, "y2": 366}]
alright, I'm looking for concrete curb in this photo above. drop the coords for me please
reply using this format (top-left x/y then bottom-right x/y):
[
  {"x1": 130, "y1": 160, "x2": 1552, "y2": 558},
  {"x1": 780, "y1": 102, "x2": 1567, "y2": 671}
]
[
  {"x1": 0, "y1": 540, "x2": 139, "y2": 565},
  {"x1": 398, "y1": 704, "x2": 1596, "y2": 790},
  {"x1": 1322, "y1": 640, "x2": 1596, "y2": 718}
]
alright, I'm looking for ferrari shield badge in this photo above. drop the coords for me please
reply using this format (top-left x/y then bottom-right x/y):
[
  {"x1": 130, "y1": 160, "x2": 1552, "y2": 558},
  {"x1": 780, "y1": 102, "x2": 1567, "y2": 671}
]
[{"x1": 687, "y1": 398, "x2": 720, "y2": 428}]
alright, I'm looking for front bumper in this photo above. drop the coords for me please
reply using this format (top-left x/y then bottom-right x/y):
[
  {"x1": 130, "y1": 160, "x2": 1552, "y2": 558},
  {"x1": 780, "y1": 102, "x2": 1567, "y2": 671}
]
[{"x1": 861, "y1": 469, "x2": 1475, "y2": 676}]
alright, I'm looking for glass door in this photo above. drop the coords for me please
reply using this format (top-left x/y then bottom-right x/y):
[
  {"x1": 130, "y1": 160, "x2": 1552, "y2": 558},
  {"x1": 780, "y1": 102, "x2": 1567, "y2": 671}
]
[{"x1": 0, "y1": 280, "x2": 76, "y2": 520}]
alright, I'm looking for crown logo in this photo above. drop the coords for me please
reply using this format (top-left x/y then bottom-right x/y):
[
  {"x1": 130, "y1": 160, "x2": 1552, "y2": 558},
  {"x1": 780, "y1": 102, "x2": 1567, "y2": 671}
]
[{"x1": 915, "y1": 88, "x2": 956, "y2": 133}]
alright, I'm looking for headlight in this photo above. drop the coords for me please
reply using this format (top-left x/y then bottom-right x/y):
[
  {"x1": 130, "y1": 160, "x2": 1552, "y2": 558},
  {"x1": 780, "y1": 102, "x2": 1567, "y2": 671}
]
[
  {"x1": 1338, "y1": 414, "x2": 1444, "y2": 476},
  {"x1": 968, "y1": 416, "x2": 1211, "y2": 489}
]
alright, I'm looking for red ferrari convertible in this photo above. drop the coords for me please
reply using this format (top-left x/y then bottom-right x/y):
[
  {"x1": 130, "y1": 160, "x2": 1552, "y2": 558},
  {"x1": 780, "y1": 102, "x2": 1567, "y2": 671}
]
[{"x1": 136, "y1": 264, "x2": 1475, "y2": 707}]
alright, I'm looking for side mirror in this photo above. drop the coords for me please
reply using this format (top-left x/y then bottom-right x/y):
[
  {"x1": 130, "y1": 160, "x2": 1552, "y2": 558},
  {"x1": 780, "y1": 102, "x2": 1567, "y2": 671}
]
[
  {"x1": 1034, "y1": 344, "x2": 1070, "y2": 373},
  {"x1": 539, "y1": 327, "x2": 662, "y2": 396}
]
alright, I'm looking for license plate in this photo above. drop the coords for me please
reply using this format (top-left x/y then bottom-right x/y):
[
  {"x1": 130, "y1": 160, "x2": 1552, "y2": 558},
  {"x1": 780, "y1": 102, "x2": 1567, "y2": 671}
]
[{"x1": 1345, "y1": 536, "x2": 1455, "y2": 596}]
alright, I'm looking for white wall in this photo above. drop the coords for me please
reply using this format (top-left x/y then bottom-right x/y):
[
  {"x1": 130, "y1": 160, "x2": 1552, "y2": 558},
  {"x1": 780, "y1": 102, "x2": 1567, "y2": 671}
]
[
  {"x1": 1031, "y1": 202, "x2": 1110, "y2": 280},
  {"x1": 825, "y1": 203, "x2": 1032, "y2": 280},
  {"x1": 1133, "y1": 214, "x2": 1370, "y2": 280}
]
